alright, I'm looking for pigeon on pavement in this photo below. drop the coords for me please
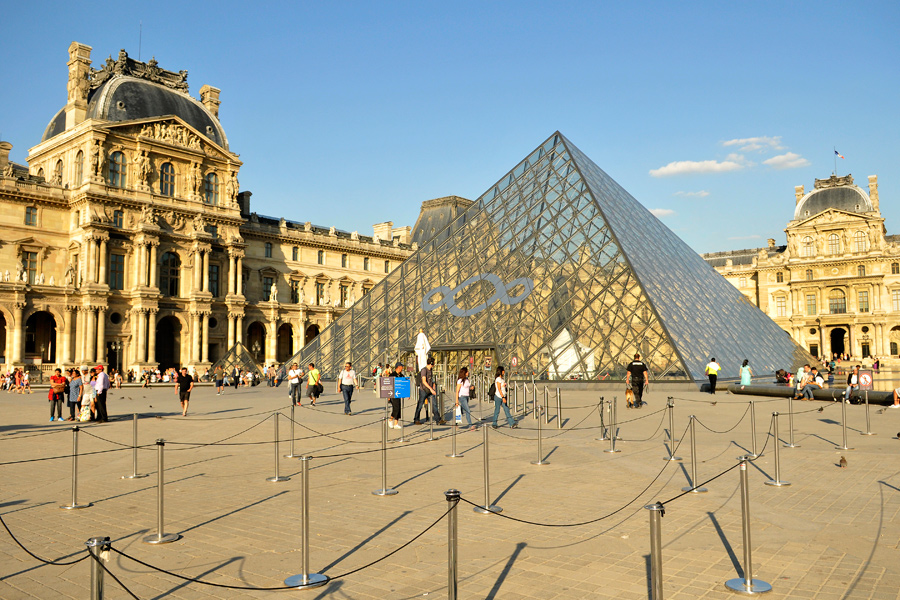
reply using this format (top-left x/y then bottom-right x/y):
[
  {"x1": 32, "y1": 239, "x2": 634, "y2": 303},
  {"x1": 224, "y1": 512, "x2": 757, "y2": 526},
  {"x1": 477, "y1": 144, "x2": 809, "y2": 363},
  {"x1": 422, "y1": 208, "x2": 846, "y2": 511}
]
[{"x1": 839, "y1": 456, "x2": 847, "y2": 468}]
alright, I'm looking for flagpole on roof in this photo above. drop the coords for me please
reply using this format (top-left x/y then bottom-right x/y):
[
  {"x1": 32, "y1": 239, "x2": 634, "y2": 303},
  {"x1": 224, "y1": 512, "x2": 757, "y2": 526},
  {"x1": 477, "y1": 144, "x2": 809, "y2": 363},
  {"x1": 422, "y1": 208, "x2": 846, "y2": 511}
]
[{"x1": 833, "y1": 147, "x2": 837, "y2": 175}]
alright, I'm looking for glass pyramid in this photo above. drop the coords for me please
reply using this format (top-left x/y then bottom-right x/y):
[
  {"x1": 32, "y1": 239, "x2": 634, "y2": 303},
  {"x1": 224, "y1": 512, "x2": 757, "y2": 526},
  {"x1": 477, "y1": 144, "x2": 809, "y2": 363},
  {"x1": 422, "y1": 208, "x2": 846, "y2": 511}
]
[{"x1": 282, "y1": 133, "x2": 812, "y2": 384}]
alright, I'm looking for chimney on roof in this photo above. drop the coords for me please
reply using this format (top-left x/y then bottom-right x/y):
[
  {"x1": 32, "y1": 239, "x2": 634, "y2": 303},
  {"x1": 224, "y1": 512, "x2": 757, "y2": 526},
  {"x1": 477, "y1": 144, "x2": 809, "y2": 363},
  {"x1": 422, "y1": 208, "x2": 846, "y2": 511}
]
[
  {"x1": 373, "y1": 221, "x2": 393, "y2": 241},
  {"x1": 794, "y1": 185, "x2": 804, "y2": 205},
  {"x1": 0, "y1": 141, "x2": 11, "y2": 175},
  {"x1": 65, "y1": 42, "x2": 92, "y2": 130},
  {"x1": 868, "y1": 175, "x2": 879, "y2": 212},
  {"x1": 199, "y1": 85, "x2": 221, "y2": 119}
]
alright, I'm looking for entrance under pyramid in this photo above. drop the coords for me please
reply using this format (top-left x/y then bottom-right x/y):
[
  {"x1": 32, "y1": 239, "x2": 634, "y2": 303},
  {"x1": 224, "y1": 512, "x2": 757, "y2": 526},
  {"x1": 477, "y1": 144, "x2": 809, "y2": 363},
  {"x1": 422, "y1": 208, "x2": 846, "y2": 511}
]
[{"x1": 283, "y1": 132, "x2": 813, "y2": 386}]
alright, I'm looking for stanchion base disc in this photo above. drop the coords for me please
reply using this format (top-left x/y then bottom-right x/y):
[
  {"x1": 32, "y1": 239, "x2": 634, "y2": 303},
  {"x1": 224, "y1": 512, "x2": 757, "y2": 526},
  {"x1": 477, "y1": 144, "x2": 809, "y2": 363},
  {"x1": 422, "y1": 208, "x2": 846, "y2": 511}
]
[
  {"x1": 681, "y1": 486, "x2": 708, "y2": 493},
  {"x1": 725, "y1": 577, "x2": 772, "y2": 594},
  {"x1": 531, "y1": 460, "x2": 550, "y2": 465},
  {"x1": 390, "y1": 438, "x2": 407, "y2": 444},
  {"x1": 604, "y1": 449, "x2": 621, "y2": 453},
  {"x1": 473, "y1": 504, "x2": 502, "y2": 514},
  {"x1": 764, "y1": 480, "x2": 791, "y2": 487},
  {"x1": 143, "y1": 533, "x2": 181, "y2": 544},
  {"x1": 663, "y1": 456, "x2": 682, "y2": 461},
  {"x1": 284, "y1": 453, "x2": 302, "y2": 458},
  {"x1": 834, "y1": 446, "x2": 855, "y2": 451},
  {"x1": 59, "y1": 503, "x2": 92, "y2": 510},
  {"x1": 266, "y1": 476, "x2": 291, "y2": 482},
  {"x1": 595, "y1": 436, "x2": 609, "y2": 441},
  {"x1": 122, "y1": 474, "x2": 149, "y2": 479},
  {"x1": 860, "y1": 432, "x2": 876, "y2": 436},
  {"x1": 445, "y1": 453, "x2": 464, "y2": 458},
  {"x1": 783, "y1": 443, "x2": 800, "y2": 448},
  {"x1": 284, "y1": 573, "x2": 329, "y2": 589},
  {"x1": 372, "y1": 488, "x2": 399, "y2": 496},
  {"x1": 739, "y1": 454, "x2": 761, "y2": 460}
]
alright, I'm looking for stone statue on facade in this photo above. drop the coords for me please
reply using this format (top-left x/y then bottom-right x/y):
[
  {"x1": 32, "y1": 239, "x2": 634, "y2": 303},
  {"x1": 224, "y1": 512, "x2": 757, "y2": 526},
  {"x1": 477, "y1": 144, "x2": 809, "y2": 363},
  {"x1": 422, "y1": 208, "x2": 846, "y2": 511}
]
[
  {"x1": 3, "y1": 270, "x2": 9, "y2": 282},
  {"x1": 191, "y1": 162, "x2": 202, "y2": 196},
  {"x1": 304, "y1": 221, "x2": 312, "y2": 232},
  {"x1": 38, "y1": 273, "x2": 45, "y2": 285},
  {"x1": 297, "y1": 286, "x2": 305, "y2": 304},
  {"x1": 3, "y1": 162, "x2": 14, "y2": 178},
  {"x1": 140, "y1": 204, "x2": 157, "y2": 225},
  {"x1": 192, "y1": 213, "x2": 206, "y2": 233},
  {"x1": 16, "y1": 259, "x2": 25, "y2": 281},
  {"x1": 869, "y1": 225, "x2": 880, "y2": 249},
  {"x1": 270, "y1": 284, "x2": 278, "y2": 303},
  {"x1": 49, "y1": 275, "x2": 55, "y2": 286},
  {"x1": 226, "y1": 170, "x2": 238, "y2": 204},
  {"x1": 90, "y1": 140, "x2": 103, "y2": 176},
  {"x1": 65, "y1": 263, "x2": 76, "y2": 286},
  {"x1": 135, "y1": 149, "x2": 151, "y2": 186}
]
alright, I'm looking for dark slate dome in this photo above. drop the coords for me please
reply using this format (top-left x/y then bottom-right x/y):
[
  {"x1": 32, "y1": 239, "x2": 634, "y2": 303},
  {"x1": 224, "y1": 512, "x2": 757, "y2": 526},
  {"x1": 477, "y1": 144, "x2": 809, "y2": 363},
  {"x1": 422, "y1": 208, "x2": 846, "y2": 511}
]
[
  {"x1": 41, "y1": 75, "x2": 228, "y2": 149},
  {"x1": 793, "y1": 175, "x2": 871, "y2": 220}
]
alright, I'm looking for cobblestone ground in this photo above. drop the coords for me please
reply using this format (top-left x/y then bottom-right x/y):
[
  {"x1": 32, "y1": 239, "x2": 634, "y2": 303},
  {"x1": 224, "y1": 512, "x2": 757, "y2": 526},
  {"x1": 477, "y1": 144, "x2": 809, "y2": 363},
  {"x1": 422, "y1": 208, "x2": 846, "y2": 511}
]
[{"x1": 1, "y1": 382, "x2": 899, "y2": 599}]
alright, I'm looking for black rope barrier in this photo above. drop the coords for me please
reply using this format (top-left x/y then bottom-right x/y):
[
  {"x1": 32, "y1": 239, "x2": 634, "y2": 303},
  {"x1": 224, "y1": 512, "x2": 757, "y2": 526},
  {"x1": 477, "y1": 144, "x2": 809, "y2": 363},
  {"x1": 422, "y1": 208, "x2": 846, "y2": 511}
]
[
  {"x1": 693, "y1": 403, "x2": 751, "y2": 434},
  {"x1": 0, "y1": 445, "x2": 132, "y2": 467},
  {"x1": 0, "y1": 427, "x2": 72, "y2": 442},
  {"x1": 87, "y1": 549, "x2": 142, "y2": 600},
  {"x1": 0, "y1": 512, "x2": 90, "y2": 566}
]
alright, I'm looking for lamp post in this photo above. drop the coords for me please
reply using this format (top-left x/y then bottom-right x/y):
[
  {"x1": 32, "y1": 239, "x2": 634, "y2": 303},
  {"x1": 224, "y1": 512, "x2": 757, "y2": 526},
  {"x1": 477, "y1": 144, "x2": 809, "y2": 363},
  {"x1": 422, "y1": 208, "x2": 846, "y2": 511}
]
[
  {"x1": 40, "y1": 343, "x2": 46, "y2": 363},
  {"x1": 252, "y1": 340, "x2": 261, "y2": 362},
  {"x1": 111, "y1": 341, "x2": 123, "y2": 374}
]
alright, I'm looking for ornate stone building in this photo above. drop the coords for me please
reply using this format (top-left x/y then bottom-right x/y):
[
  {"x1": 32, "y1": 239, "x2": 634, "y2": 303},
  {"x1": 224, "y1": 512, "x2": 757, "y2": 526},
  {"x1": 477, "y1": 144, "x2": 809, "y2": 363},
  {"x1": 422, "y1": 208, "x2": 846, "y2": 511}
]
[
  {"x1": 0, "y1": 42, "x2": 414, "y2": 375},
  {"x1": 703, "y1": 173, "x2": 900, "y2": 362}
]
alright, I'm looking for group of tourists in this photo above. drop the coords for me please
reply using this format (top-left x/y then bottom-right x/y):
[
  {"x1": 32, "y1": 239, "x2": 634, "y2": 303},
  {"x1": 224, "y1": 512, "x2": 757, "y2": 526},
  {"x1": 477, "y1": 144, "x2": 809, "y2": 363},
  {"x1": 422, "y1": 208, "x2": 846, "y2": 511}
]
[
  {"x1": 3, "y1": 368, "x2": 33, "y2": 393},
  {"x1": 46, "y1": 365, "x2": 110, "y2": 423}
]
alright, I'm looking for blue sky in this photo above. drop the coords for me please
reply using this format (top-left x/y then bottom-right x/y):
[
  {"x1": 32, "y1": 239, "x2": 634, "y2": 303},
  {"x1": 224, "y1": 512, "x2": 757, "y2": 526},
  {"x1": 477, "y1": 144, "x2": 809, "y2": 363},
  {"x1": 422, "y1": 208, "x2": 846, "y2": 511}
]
[{"x1": 3, "y1": 1, "x2": 898, "y2": 253}]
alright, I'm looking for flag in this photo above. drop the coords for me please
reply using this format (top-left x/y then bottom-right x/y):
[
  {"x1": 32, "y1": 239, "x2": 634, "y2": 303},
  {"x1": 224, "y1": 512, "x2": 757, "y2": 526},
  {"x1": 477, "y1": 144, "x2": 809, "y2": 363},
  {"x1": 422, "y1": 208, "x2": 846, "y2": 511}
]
[{"x1": 835, "y1": 150, "x2": 844, "y2": 159}]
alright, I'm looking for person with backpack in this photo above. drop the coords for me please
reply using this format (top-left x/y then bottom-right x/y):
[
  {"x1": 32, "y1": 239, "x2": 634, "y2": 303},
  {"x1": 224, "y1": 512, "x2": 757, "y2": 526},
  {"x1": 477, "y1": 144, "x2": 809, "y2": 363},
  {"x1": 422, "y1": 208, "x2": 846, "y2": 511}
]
[
  {"x1": 306, "y1": 362, "x2": 321, "y2": 406},
  {"x1": 491, "y1": 365, "x2": 517, "y2": 429}
]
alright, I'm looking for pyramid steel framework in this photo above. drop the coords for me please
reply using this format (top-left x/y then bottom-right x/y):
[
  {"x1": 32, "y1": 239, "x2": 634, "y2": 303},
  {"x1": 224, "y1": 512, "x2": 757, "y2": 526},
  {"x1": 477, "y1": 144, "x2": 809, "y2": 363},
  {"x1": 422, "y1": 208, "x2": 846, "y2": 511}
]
[{"x1": 282, "y1": 132, "x2": 812, "y2": 384}]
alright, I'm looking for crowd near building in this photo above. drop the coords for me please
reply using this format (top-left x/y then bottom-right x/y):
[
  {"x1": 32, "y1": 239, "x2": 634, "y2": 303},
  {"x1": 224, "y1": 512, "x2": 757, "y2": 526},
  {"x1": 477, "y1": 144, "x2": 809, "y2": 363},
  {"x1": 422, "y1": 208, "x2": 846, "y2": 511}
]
[
  {"x1": 703, "y1": 173, "x2": 900, "y2": 363},
  {"x1": 0, "y1": 42, "x2": 418, "y2": 378}
]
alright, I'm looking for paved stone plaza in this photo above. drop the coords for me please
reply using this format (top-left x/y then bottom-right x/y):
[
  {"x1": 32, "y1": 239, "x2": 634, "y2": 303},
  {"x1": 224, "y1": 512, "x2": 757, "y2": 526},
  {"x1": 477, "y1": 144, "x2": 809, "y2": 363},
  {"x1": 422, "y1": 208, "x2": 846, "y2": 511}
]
[{"x1": 1, "y1": 382, "x2": 899, "y2": 599}]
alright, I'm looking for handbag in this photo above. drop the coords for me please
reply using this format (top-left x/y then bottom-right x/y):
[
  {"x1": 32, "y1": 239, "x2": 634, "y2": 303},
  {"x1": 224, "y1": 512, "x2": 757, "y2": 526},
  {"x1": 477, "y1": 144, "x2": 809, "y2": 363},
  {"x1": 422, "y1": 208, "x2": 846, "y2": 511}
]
[
  {"x1": 455, "y1": 405, "x2": 462, "y2": 425},
  {"x1": 51, "y1": 381, "x2": 66, "y2": 394}
]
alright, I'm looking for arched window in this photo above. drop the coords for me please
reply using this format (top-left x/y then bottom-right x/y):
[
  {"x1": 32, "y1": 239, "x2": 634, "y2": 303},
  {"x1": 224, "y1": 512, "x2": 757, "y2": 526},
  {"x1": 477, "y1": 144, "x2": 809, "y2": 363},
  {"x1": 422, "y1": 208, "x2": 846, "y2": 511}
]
[
  {"x1": 853, "y1": 231, "x2": 867, "y2": 253},
  {"x1": 827, "y1": 233, "x2": 841, "y2": 255},
  {"x1": 74, "y1": 151, "x2": 83, "y2": 185},
  {"x1": 160, "y1": 252, "x2": 181, "y2": 297},
  {"x1": 892, "y1": 263, "x2": 899, "y2": 275},
  {"x1": 54, "y1": 160, "x2": 63, "y2": 185},
  {"x1": 264, "y1": 242, "x2": 273, "y2": 258},
  {"x1": 159, "y1": 162, "x2": 176, "y2": 197},
  {"x1": 37, "y1": 167, "x2": 44, "y2": 178},
  {"x1": 828, "y1": 289, "x2": 847, "y2": 314},
  {"x1": 204, "y1": 173, "x2": 219, "y2": 205},
  {"x1": 801, "y1": 236, "x2": 814, "y2": 257},
  {"x1": 108, "y1": 151, "x2": 126, "y2": 188}
]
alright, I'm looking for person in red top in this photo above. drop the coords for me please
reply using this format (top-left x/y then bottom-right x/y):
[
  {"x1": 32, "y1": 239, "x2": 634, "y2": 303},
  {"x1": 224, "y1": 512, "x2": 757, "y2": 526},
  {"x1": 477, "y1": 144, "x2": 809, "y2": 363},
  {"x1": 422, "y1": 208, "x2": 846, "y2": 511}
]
[{"x1": 48, "y1": 368, "x2": 67, "y2": 422}]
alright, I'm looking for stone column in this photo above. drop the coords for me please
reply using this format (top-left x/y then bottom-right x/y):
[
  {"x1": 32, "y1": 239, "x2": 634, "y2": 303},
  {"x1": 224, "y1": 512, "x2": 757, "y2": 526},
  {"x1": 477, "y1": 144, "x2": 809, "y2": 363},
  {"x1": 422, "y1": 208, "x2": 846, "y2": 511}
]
[
  {"x1": 85, "y1": 309, "x2": 96, "y2": 362},
  {"x1": 236, "y1": 316, "x2": 243, "y2": 344},
  {"x1": 192, "y1": 312, "x2": 201, "y2": 364},
  {"x1": 228, "y1": 255, "x2": 236, "y2": 294},
  {"x1": 267, "y1": 321, "x2": 277, "y2": 364},
  {"x1": 96, "y1": 309, "x2": 106, "y2": 364},
  {"x1": 227, "y1": 315, "x2": 235, "y2": 349},
  {"x1": 98, "y1": 239, "x2": 108, "y2": 285},
  {"x1": 193, "y1": 250, "x2": 202, "y2": 292},
  {"x1": 75, "y1": 308, "x2": 84, "y2": 363},
  {"x1": 201, "y1": 313, "x2": 209, "y2": 363},
  {"x1": 236, "y1": 257, "x2": 243, "y2": 295},
  {"x1": 86, "y1": 238, "x2": 96, "y2": 283},
  {"x1": 11, "y1": 303, "x2": 24, "y2": 363},
  {"x1": 63, "y1": 307, "x2": 74, "y2": 364},
  {"x1": 149, "y1": 244, "x2": 158, "y2": 288},
  {"x1": 202, "y1": 251, "x2": 209, "y2": 293},
  {"x1": 133, "y1": 310, "x2": 145, "y2": 363},
  {"x1": 147, "y1": 310, "x2": 157, "y2": 365},
  {"x1": 135, "y1": 244, "x2": 145, "y2": 288}
]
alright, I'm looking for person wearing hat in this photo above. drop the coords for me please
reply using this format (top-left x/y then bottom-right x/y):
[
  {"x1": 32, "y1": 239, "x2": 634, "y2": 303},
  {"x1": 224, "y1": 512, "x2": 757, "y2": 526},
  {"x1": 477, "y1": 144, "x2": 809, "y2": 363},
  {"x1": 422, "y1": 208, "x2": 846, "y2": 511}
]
[{"x1": 93, "y1": 364, "x2": 111, "y2": 422}]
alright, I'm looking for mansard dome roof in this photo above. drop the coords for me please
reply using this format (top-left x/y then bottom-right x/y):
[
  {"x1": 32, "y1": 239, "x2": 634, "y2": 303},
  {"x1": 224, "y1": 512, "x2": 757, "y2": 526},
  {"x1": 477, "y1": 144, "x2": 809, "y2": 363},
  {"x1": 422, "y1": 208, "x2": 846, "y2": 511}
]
[
  {"x1": 41, "y1": 51, "x2": 227, "y2": 149},
  {"x1": 793, "y1": 174, "x2": 871, "y2": 220}
]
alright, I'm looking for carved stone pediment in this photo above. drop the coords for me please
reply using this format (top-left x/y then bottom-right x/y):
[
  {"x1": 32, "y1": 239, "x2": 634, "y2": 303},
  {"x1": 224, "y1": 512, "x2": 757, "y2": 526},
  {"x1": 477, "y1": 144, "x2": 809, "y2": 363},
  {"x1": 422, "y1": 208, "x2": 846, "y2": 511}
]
[
  {"x1": 794, "y1": 208, "x2": 867, "y2": 228},
  {"x1": 90, "y1": 50, "x2": 189, "y2": 93}
]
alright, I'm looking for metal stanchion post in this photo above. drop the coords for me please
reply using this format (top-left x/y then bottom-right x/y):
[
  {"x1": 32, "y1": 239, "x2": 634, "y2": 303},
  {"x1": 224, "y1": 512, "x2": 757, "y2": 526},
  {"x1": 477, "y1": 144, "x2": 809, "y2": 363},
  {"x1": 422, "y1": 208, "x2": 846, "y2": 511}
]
[
  {"x1": 61, "y1": 426, "x2": 92, "y2": 509},
  {"x1": 784, "y1": 395, "x2": 799, "y2": 448},
  {"x1": 373, "y1": 414, "x2": 398, "y2": 496},
  {"x1": 835, "y1": 396, "x2": 854, "y2": 451},
  {"x1": 543, "y1": 387, "x2": 549, "y2": 424},
  {"x1": 284, "y1": 403, "x2": 300, "y2": 458},
  {"x1": 446, "y1": 489, "x2": 460, "y2": 600},
  {"x1": 765, "y1": 413, "x2": 790, "y2": 487},
  {"x1": 531, "y1": 404, "x2": 549, "y2": 465},
  {"x1": 862, "y1": 391, "x2": 875, "y2": 436},
  {"x1": 429, "y1": 414, "x2": 435, "y2": 441},
  {"x1": 522, "y1": 384, "x2": 528, "y2": 419},
  {"x1": 396, "y1": 398, "x2": 407, "y2": 443},
  {"x1": 725, "y1": 459, "x2": 773, "y2": 594},
  {"x1": 663, "y1": 399, "x2": 681, "y2": 461},
  {"x1": 741, "y1": 401, "x2": 760, "y2": 459},
  {"x1": 646, "y1": 503, "x2": 665, "y2": 600},
  {"x1": 438, "y1": 385, "x2": 445, "y2": 425},
  {"x1": 285, "y1": 457, "x2": 329, "y2": 588},
  {"x1": 143, "y1": 440, "x2": 181, "y2": 544},
  {"x1": 473, "y1": 425, "x2": 501, "y2": 514},
  {"x1": 681, "y1": 416, "x2": 707, "y2": 493},
  {"x1": 514, "y1": 383, "x2": 519, "y2": 414},
  {"x1": 556, "y1": 387, "x2": 562, "y2": 429},
  {"x1": 122, "y1": 414, "x2": 148, "y2": 479},
  {"x1": 596, "y1": 398, "x2": 608, "y2": 441},
  {"x1": 86, "y1": 536, "x2": 111, "y2": 600},
  {"x1": 605, "y1": 397, "x2": 621, "y2": 453},
  {"x1": 532, "y1": 381, "x2": 538, "y2": 420},
  {"x1": 614, "y1": 395, "x2": 622, "y2": 440},
  {"x1": 446, "y1": 418, "x2": 464, "y2": 458},
  {"x1": 267, "y1": 413, "x2": 290, "y2": 482}
]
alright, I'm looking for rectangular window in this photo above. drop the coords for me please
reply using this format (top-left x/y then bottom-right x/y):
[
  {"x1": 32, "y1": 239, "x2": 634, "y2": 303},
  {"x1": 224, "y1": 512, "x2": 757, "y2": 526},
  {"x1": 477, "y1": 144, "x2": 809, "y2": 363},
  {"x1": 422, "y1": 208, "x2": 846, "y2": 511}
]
[
  {"x1": 292, "y1": 247, "x2": 298, "y2": 261},
  {"x1": 362, "y1": 286, "x2": 371, "y2": 296},
  {"x1": 739, "y1": 276, "x2": 747, "y2": 288},
  {"x1": 384, "y1": 260, "x2": 390, "y2": 273},
  {"x1": 776, "y1": 272, "x2": 784, "y2": 283},
  {"x1": 109, "y1": 254, "x2": 125, "y2": 290},
  {"x1": 23, "y1": 251, "x2": 37, "y2": 284},
  {"x1": 363, "y1": 257, "x2": 370, "y2": 271},
  {"x1": 893, "y1": 290, "x2": 900, "y2": 312},
  {"x1": 290, "y1": 281, "x2": 299, "y2": 303},
  {"x1": 830, "y1": 295, "x2": 847, "y2": 314},
  {"x1": 263, "y1": 276, "x2": 274, "y2": 300},
  {"x1": 342, "y1": 254, "x2": 348, "y2": 268},
  {"x1": 340, "y1": 283, "x2": 348, "y2": 307},
  {"x1": 806, "y1": 294, "x2": 816, "y2": 316},
  {"x1": 776, "y1": 296, "x2": 786, "y2": 317},
  {"x1": 265, "y1": 243, "x2": 273, "y2": 258},
  {"x1": 208, "y1": 264, "x2": 220, "y2": 297},
  {"x1": 892, "y1": 342, "x2": 898, "y2": 356},
  {"x1": 858, "y1": 290, "x2": 869, "y2": 313},
  {"x1": 861, "y1": 343, "x2": 871, "y2": 358},
  {"x1": 205, "y1": 225, "x2": 218, "y2": 238},
  {"x1": 316, "y1": 282, "x2": 325, "y2": 305},
  {"x1": 809, "y1": 344, "x2": 819, "y2": 358},
  {"x1": 113, "y1": 210, "x2": 124, "y2": 228},
  {"x1": 25, "y1": 207, "x2": 37, "y2": 226},
  {"x1": 857, "y1": 265, "x2": 866, "y2": 277},
  {"x1": 317, "y1": 250, "x2": 324, "y2": 265}
]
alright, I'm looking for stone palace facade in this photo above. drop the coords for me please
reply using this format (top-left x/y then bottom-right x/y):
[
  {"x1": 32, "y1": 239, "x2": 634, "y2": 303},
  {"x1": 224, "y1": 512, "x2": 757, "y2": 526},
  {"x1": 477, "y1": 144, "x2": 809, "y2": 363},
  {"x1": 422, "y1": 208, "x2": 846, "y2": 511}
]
[
  {"x1": 0, "y1": 42, "x2": 414, "y2": 376},
  {"x1": 703, "y1": 173, "x2": 900, "y2": 362}
]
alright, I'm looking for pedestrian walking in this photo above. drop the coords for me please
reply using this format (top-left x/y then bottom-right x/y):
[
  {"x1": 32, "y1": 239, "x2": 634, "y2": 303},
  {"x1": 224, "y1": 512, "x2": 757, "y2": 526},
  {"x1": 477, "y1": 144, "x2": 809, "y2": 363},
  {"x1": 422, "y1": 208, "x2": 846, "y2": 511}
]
[
  {"x1": 740, "y1": 359, "x2": 753, "y2": 386},
  {"x1": 288, "y1": 362, "x2": 304, "y2": 405},
  {"x1": 415, "y1": 357, "x2": 436, "y2": 424},
  {"x1": 491, "y1": 365, "x2": 517, "y2": 429},
  {"x1": 48, "y1": 368, "x2": 66, "y2": 422},
  {"x1": 625, "y1": 353, "x2": 649, "y2": 408},
  {"x1": 337, "y1": 362, "x2": 358, "y2": 415},
  {"x1": 455, "y1": 366, "x2": 475, "y2": 429},
  {"x1": 387, "y1": 363, "x2": 404, "y2": 428},
  {"x1": 705, "y1": 357, "x2": 721, "y2": 394},
  {"x1": 93, "y1": 365, "x2": 111, "y2": 422},
  {"x1": 176, "y1": 367, "x2": 194, "y2": 416},
  {"x1": 306, "y1": 363, "x2": 321, "y2": 406},
  {"x1": 67, "y1": 369, "x2": 84, "y2": 421}
]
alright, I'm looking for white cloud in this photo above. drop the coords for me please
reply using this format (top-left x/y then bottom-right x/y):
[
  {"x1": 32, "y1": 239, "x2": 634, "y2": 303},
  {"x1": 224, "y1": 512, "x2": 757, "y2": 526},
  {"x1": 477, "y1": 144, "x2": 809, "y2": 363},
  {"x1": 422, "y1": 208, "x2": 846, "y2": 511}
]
[
  {"x1": 674, "y1": 190, "x2": 710, "y2": 198},
  {"x1": 763, "y1": 152, "x2": 811, "y2": 170},
  {"x1": 722, "y1": 136, "x2": 784, "y2": 152},
  {"x1": 649, "y1": 159, "x2": 744, "y2": 177},
  {"x1": 650, "y1": 208, "x2": 675, "y2": 218},
  {"x1": 727, "y1": 235, "x2": 762, "y2": 241}
]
